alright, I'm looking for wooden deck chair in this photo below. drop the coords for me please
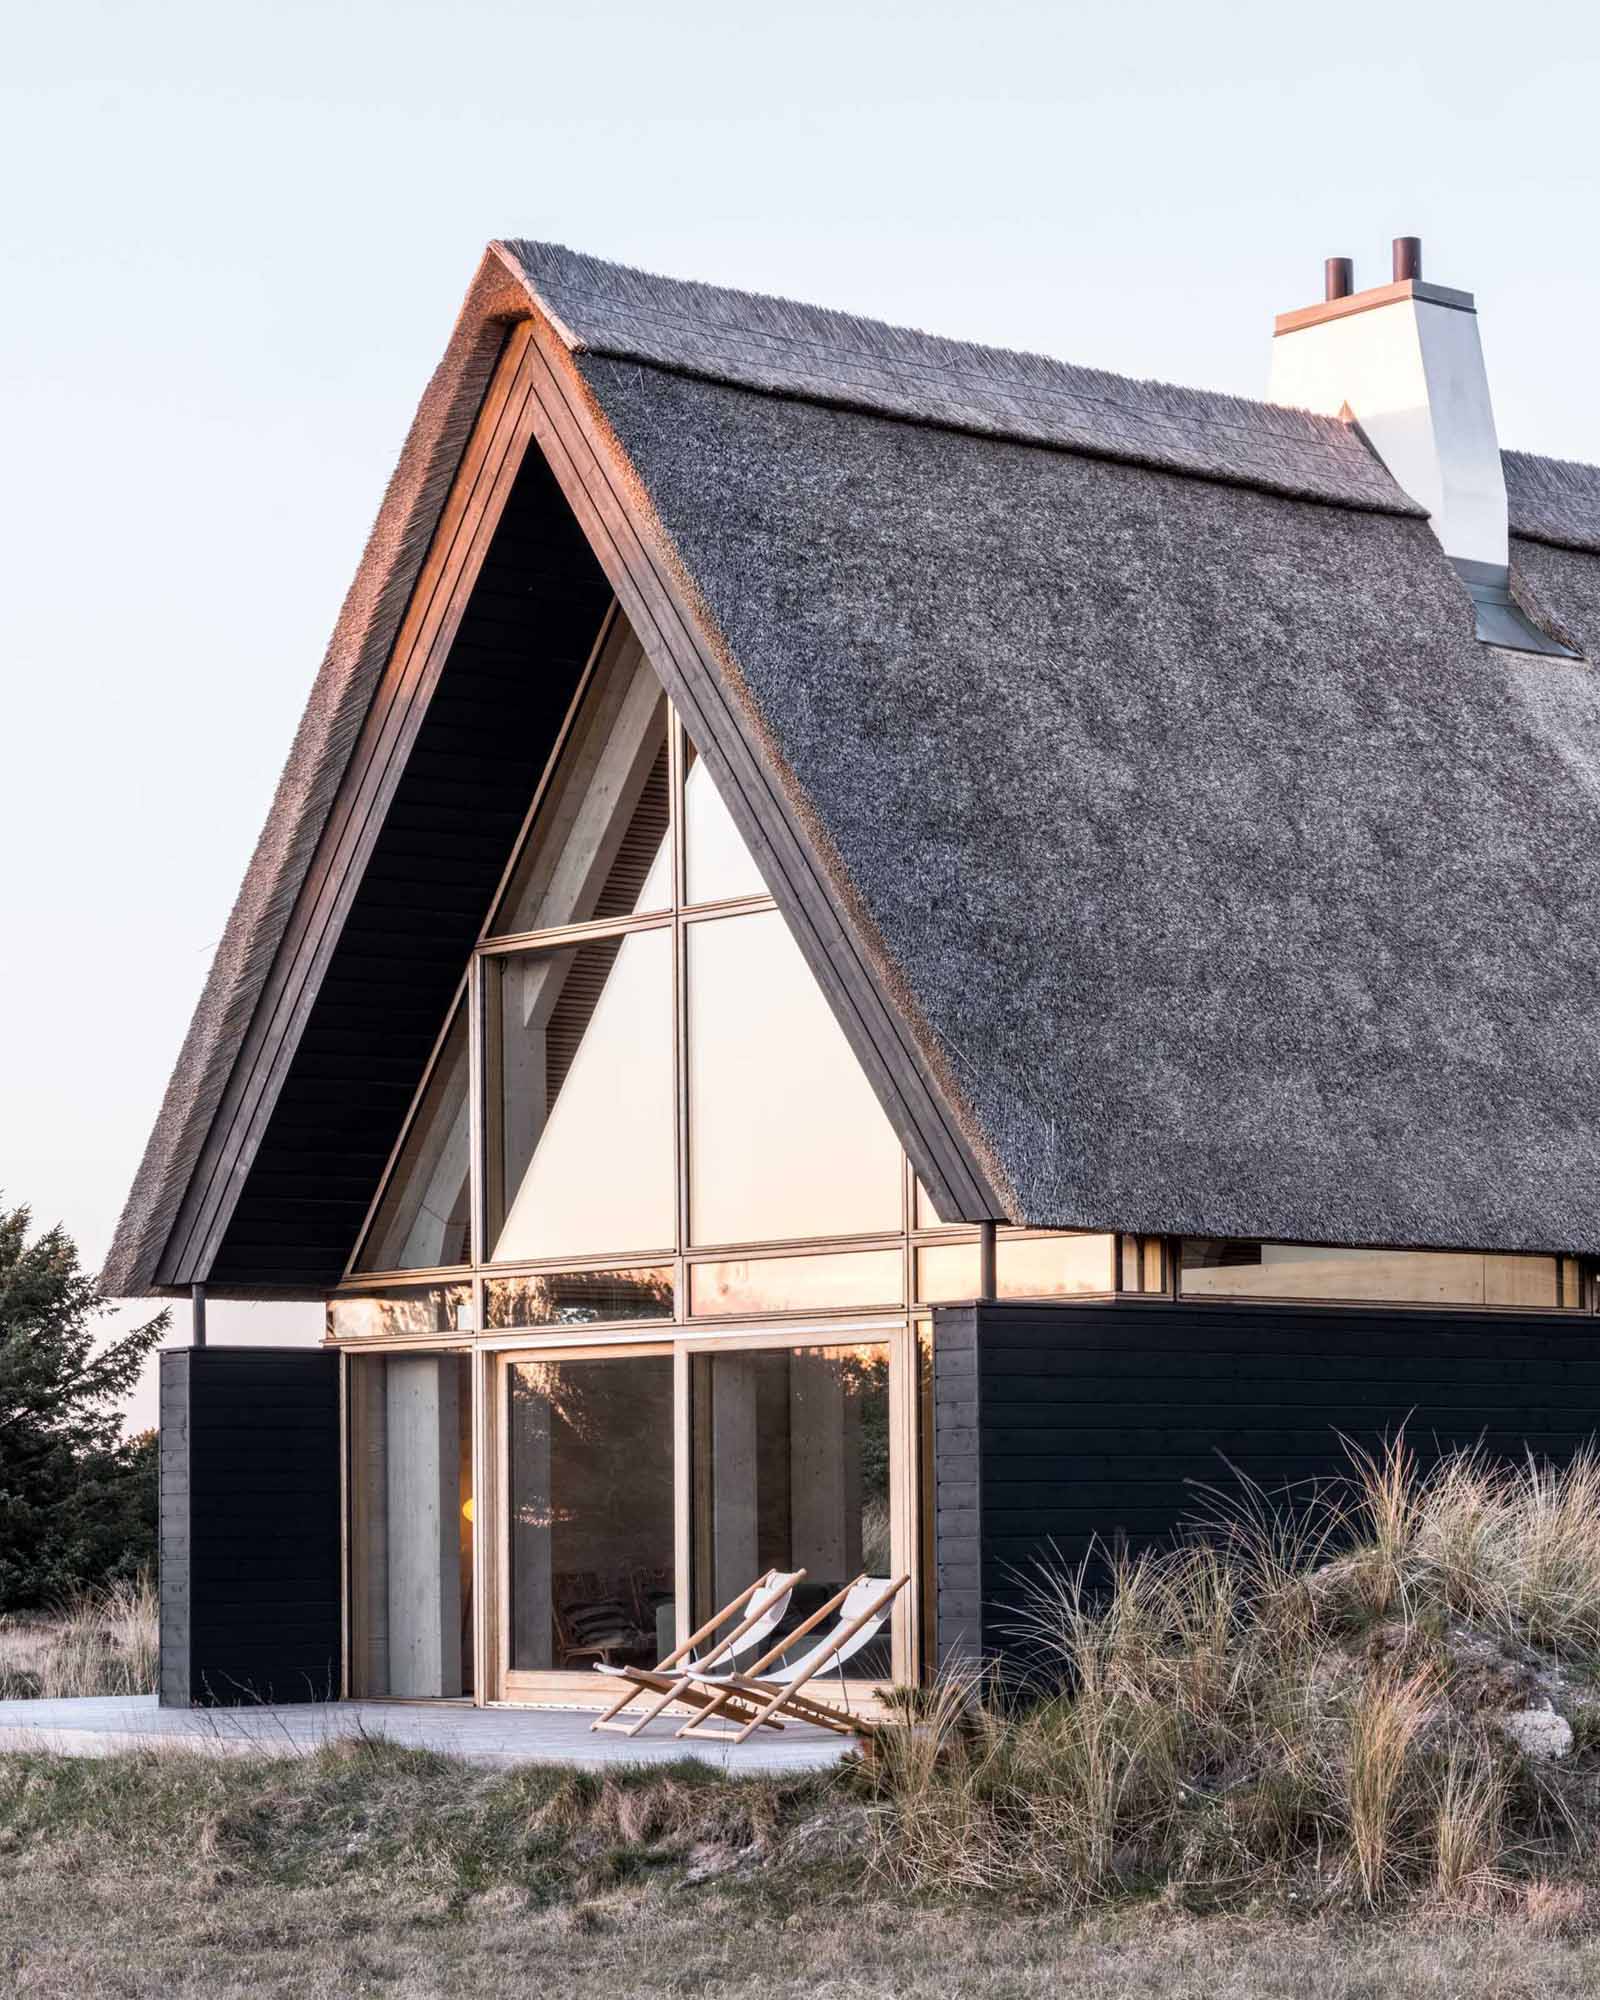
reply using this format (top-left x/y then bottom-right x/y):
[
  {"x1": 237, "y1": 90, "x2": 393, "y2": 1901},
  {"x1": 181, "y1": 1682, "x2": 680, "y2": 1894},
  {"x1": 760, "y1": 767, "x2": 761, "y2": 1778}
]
[
  {"x1": 672, "y1": 1573, "x2": 908, "y2": 1745},
  {"x1": 589, "y1": 1567, "x2": 806, "y2": 1737}
]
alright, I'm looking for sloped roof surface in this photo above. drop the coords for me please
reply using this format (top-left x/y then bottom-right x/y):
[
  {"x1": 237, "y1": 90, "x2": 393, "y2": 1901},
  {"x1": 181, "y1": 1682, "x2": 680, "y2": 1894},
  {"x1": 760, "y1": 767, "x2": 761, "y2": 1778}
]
[
  {"x1": 1504, "y1": 449, "x2": 1600, "y2": 555},
  {"x1": 583, "y1": 355, "x2": 1600, "y2": 1252},
  {"x1": 503, "y1": 240, "x2": 1419, "y2": 515},
  {"x1": 105, "y1": 241, "x2": 1600, "y2": 1295}
]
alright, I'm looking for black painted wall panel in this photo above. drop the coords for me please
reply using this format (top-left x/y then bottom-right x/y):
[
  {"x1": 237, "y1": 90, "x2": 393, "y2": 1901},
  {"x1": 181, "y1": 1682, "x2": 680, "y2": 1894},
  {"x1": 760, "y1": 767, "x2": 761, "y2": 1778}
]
[
  {"x1": 208, "y1": 445, "x2": 612, "y2": 1289},
  {"x1": 934, "y1": 1300, "x2": 1600, "y2": 1665},
  {"x1": 159, "y1": 1347, "x2": 341, "y2": 1706}
]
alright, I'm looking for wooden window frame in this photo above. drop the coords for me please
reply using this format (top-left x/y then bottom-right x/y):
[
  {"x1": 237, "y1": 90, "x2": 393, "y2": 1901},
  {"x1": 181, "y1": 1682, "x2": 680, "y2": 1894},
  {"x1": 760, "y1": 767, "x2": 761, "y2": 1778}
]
[{"x1": 483, "y1": 1318, "x2": 914, "y2": 1711}]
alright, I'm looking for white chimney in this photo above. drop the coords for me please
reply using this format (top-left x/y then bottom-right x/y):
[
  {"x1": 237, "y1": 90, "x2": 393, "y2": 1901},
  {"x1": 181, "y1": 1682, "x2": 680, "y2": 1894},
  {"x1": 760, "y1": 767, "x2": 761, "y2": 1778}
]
[
  {"x1": 1270, "y1": 238, "x2": 1506, "y2": 565},
  {"x1": 1269, "y1": 239, "x2": 1574, "y2": 657}
]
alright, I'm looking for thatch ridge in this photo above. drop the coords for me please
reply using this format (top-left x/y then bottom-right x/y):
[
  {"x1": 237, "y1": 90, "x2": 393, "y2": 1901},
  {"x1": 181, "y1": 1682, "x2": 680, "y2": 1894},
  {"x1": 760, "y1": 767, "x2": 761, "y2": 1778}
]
[{"x1": 498, "y1": 240, "x2": 1420, "y2": 518}]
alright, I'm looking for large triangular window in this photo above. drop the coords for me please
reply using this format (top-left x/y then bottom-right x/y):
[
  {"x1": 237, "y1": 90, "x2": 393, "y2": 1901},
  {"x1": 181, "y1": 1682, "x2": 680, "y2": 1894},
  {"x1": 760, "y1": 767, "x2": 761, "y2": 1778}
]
[
  {"x1": 348, "y1": 605, "x2": 1115, "y2": 1316},
  {"x1": 354, "y1": 607, "x2": 906, "y2": 1279}
]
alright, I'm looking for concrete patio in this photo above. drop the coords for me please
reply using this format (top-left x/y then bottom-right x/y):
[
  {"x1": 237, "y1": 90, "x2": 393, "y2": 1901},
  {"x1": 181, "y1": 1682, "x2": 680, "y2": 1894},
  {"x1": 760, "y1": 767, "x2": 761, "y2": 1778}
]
[{"x1": 0, "y1": 1695, "x2": 857, "y2": 1773}]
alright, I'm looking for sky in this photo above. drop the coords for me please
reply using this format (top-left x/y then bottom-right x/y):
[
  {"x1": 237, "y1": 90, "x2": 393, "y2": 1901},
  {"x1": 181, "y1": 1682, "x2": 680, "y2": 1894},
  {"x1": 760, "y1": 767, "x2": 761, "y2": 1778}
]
[{"x1": 3, "y1": 0, "x2": 1598, "y2": 1432}]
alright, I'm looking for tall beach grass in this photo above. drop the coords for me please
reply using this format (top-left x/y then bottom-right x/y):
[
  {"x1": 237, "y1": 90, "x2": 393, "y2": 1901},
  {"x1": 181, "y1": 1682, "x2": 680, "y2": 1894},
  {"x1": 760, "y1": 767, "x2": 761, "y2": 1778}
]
[
  {"x1": 870, "y1": 1440, "x2": 1600, "y2": 1913},
  {"x1": 0, "y1": 1573, "x2": 158, "y2": 1700}
]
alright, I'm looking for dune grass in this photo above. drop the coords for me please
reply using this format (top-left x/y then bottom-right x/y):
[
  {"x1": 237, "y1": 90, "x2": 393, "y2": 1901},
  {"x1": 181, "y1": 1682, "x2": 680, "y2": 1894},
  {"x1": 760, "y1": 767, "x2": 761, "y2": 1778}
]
[
  {"x1": 868, "y1": 1440, "x2": 1600, "y2": 1914},
  {"x1": 8, "y1": 1443, "x2": 1600, "y2": 1991},
  {"x1": 0, "y1": 1573, "x2": 158, "y2": 1699}
]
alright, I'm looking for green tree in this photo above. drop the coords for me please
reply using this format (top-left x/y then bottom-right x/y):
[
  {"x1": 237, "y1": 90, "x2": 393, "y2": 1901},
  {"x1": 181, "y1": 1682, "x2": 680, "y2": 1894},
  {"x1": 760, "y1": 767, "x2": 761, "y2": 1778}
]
[{"x1": 0, "y1": 1202, "x2": 168, "y2": 1608}]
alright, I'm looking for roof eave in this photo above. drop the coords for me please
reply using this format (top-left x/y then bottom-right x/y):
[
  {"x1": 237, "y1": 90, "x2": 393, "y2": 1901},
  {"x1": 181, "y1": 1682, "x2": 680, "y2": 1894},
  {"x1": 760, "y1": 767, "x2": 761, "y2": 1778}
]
[
  {"x1": 105, "y1": 247, "x2": 1010, "y2": 1300},
  {"x1": 102, "y1": 253, "x2": 537, "y2": 1299}
]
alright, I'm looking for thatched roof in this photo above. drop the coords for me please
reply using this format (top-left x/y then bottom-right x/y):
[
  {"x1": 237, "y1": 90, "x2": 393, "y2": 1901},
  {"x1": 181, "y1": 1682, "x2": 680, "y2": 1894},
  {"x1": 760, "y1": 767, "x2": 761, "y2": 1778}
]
[
  {"x1": 1504, "y1": 449, "x2": 1600, "y2": 556},
  {"x1": 104, "y1": 243, "x2": 1600, "y2": 1297}
]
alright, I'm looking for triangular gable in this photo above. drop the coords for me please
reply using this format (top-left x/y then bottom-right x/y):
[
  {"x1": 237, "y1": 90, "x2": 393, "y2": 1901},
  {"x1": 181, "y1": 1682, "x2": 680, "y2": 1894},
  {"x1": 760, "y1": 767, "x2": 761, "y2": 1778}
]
[
  {"x1": 105, "y1": 264, "x2": 1003, "y2": 1297},
  {"x1": 108, "y1": 240, "x2": 1600, "y2": 1297}
]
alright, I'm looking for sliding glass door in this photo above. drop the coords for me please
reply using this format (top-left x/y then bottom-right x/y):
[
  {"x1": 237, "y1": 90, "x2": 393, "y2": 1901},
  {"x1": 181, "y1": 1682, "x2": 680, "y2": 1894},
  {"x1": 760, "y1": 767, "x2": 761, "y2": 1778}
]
[
  {"x1": 490, "y1": 1325, "x2": 914, "y2": 1704},
  {"x1": 689, "y1": 1338, "x2": 895, "y2": 1680},
  {"x1": 497, "y1": 1345, "x2": 676, "y2": 1699}
]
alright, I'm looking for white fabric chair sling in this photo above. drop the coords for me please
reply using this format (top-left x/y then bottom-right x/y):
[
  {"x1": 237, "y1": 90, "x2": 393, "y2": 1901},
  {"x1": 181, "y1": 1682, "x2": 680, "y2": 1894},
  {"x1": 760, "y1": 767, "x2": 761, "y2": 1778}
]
[
  {"x1": 589, "y1": 1568, "x2": 806, "y2": 1737},
  {"x1": 673, "y1": 1573, "x2": 908, "y2": 1744}
]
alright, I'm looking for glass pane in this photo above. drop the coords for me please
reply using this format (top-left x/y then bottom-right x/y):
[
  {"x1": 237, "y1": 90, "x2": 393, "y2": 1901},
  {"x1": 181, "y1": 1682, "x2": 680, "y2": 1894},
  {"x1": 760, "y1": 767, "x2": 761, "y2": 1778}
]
[
  {"x1": 490, "y1": 929, "x2": 674, "y2": 1261},
  {"x1": 996, "y1": 1232, "x2": 1116, "y2": 1298},
  {"x1": 508, "y1": 1354, "x2": 675, "y2": 1672},
  {"x1": 691, "y1": 1341, "x2": 893, "y2": 1679},
  {"x1": 491, "y1": 621, "x2": 670, "y2": 936},
  {"x1": 1486, "y1": 1255, "x2": 1564, "y2": 1308},
  {"x1": 485, "y1": 1267, "x2": 674, "y2": 1329},
  {"x1": 689, "y1": 1248, "x2": 904, "y2": 1317},
  {"x1": 684, "y1": 737, "x2": 767, "y2": 905},
  {"x1": 1179, "y1": 1241, "x2": 1566, "y2": 1308},
  {"x1": 687, "y1": 911, "x2": 903, "y2": 1245},
  {"x1": 916, "y1": 1241, "x2": 980, "y2": 1303},
  {"x1": 1119, "y1": 1235, "x2": 1166, "y2": 1294},
  {"x1": 349, "y1": 1354, "x2": 474, "y2": 1697},
  {"x1": 328, "y1": 1284, "x2": 473, "y2": 1339},
  {"x1": 355, "y1": 1005, "x2": 471, "y2": 1273}
]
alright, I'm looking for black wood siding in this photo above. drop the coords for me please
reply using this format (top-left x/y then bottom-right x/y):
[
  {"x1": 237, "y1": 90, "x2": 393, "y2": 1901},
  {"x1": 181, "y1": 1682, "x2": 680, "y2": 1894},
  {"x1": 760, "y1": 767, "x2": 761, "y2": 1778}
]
[
  {"x1": 160, "y1": 1347, "x2": 341, "y2": 1706},
  {"x1": 933, "y1": 1299, "x2": 1600, "y2": 1663},
  {"x1": 208, "y1": 447, "x2": 612, "y2": 1289}
]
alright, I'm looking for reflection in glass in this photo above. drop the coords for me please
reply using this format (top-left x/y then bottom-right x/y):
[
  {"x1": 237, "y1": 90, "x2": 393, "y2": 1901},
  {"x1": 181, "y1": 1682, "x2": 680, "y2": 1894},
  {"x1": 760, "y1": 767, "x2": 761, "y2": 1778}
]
[
  {"x1": 485, "y1": 1267, "x2": 674, "y2": 1329},
  {"x1": 996, "y1": 1232, "x2": 1117, "y2": 1298},
  {"x1": 328, "y1": 1284, "x2": 473, "y2": 1339},
  {"x1": 687, "y1": 911, "x2": 903, "y2": 1246},
  {"x1": 1179, "y1": 1241, "x2": 1572, "y2": 1308},
  {"x1": 692, "y1": 1342, "x2": 892, "y2": 1679},
  {"x1": 915, "y1": 1241, "x2": 980, "y2": 1303},
  {"x1": 1120, "y1": 1236, "x2": 1167, "y2": 1293},
  {"x1": 507, "y1": 1354, "x2": 675, "y2": 1672},
  {"x1": 689, "y1": 1248, "x2": 904, "y2": 1317},
  {"x1": 349, "y1": 1354, "x2": 473, "y2": 1697},
  {"x1": 491, "y1": 621, "x2": 670, "y2": 937},
  {"x1": 683, "y1": 737, "x2": 767, "y2": 906},
  {"x1": 490, "y1": 929, "x2": 675, "y2": 1262},
  {"x1": 355, "y1": 1005, "x2": 471, "y2": 1273}
]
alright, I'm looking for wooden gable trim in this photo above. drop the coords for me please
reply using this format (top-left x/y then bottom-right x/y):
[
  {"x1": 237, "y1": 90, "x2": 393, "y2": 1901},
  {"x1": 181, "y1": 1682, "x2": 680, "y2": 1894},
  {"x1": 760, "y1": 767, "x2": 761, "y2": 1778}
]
[
  {"x1": 158, "y1": 305, "x2": 1005, "y2": 1288},
  {"x1": 514, "y1": 319, "x2": 1007, "y2": 1225},
  {"x1": 156, "y1": 326, "x2": 544, "y2": 1286}
]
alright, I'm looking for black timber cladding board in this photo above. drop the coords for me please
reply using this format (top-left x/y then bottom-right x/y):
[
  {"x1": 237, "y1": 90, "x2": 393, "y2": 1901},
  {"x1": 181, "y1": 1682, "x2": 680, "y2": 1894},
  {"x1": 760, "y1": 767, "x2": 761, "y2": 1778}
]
[
  {"x1": 208, "y1": 444, "x2": 611, "y2": 1289},
  {"x1": 932, "y1": 1299, "x2": 1600, "y2": 1665},
  {"x1": 159, "y1": 1346, "x2": 340, "y2": 1706}
]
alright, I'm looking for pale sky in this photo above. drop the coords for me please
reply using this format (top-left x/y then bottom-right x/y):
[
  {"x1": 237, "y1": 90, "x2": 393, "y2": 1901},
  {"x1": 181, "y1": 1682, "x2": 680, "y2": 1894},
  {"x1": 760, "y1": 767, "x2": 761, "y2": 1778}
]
[{"x1": 3, "y1": 0, "x2": 1597, "y2": 1432}]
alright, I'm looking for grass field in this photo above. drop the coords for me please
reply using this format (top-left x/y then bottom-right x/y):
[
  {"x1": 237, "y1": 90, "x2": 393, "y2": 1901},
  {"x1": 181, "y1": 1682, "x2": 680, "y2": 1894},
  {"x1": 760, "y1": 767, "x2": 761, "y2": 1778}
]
[
  {"x1": 3, "y1": 1738, "x2": 1600, "y2": 1999},
  {"x1": 12, "y1": 1448, "x2": 1600, "y2": 1992}
]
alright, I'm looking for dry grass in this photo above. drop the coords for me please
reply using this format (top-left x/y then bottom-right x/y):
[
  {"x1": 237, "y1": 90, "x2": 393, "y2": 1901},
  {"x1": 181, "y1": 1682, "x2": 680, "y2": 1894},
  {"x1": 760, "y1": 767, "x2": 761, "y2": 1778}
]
[
  {"x1": 5, "y1": 1739, "x2": 1600, "y2": 1998},
  {"x1": 869, "y1": 1441, "x2": 1600, "y2": 1914},
  {"x1": 11, "y1": 1443, "x2": 1600, "y2": 1992},
  {"x1": 0, "y1": 1574, "x2": 158, "y2": 1699}
]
